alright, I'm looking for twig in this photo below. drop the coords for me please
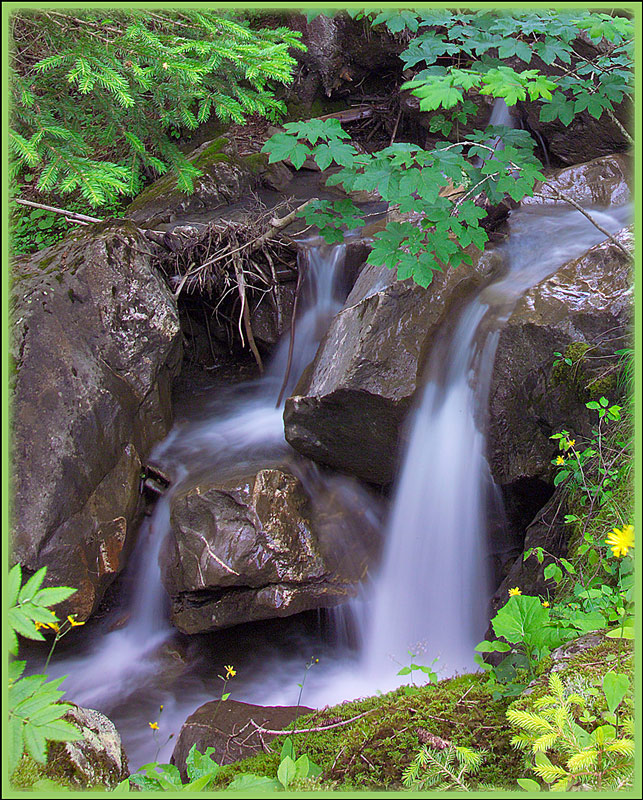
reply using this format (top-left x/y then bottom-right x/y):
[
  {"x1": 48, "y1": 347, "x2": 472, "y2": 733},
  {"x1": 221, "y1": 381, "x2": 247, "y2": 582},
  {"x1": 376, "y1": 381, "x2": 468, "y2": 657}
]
[
  {"x1": 14, "y1": 197, "x2": 102, "y2": 224},
  {"x1": 248, "y1": 709, "x2": 376, "y2": 736},
  {"x1": 532, "y1": 189, "x2": 630, "y2": 257},
  {"x1": 389, "y1": 106, "x2": 403, "y2": 146},
  {"x1": 232, "y1": 252, "x2": 263, "y2": 373},
  {"x1": 276, "y1": 254, "x2": 305, "y2": 407}
]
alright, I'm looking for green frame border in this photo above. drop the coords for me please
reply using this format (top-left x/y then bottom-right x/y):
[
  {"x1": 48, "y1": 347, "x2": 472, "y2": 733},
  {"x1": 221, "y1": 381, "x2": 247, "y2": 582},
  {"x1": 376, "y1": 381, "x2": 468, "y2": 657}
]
[{"x1": 1, "y1": 3, "x2": 640, "y2": 798}]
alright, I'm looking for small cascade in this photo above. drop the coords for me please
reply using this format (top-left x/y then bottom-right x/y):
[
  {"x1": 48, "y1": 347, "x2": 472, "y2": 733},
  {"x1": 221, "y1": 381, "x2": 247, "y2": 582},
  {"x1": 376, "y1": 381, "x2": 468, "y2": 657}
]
[{"x1": 358, "y1": 200, "x2": 632, "y2": 688}]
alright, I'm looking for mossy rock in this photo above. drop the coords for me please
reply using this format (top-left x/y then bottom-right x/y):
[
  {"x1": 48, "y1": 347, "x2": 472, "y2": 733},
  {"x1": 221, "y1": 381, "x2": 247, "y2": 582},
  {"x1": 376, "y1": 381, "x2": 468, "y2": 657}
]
[
  {"x1": 125, "y1": 136, "x2": 257, "y2": 228},
  {"x1": 212, "y1": 673, "x2": 523, "y2": 790}
]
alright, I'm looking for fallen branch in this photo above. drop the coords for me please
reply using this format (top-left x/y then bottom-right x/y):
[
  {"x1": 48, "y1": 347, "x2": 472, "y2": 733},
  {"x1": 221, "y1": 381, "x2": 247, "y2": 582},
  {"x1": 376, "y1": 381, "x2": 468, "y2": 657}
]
[
  {"x1": 533, "y1": 188, "x2": 630, "y2": 258},
  {"x1": 14, "y1": 197, "x2": 101, "y2": 224},
  {"x1": 276, "y1": 255, "x2": 305, "y2": 407},
  {"x1": 248, "y1": 709, "x2": 376, "y2": 736},
  {"x1": 232, "y1": 252, "x2": 263, "y2": 373}
]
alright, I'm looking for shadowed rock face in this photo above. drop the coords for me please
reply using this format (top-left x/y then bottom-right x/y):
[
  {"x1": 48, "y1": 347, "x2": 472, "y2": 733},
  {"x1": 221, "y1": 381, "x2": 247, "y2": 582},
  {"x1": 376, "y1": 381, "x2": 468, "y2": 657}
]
[
  {"x1": 283, "y1": 248, "x2": 500, "y2": 485},
  {"x1": 487, "y1": 224, "x2": 632, "y2": 489},
  {"x1": 11, "y1": 220, "x2": 182, "y2": 619},
  {"x1": 171, "y1": 700, "x2": 313, "y2": 777},
  {"x1": 162, "y1": 466, "x2": 381, "y2": 634}
]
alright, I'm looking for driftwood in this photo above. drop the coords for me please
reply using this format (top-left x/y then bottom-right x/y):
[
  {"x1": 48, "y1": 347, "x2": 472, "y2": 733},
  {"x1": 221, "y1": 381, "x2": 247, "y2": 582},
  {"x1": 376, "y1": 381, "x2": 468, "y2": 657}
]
[{"x1": 248, "y1": 708, "x2": 376, "y2": 737}]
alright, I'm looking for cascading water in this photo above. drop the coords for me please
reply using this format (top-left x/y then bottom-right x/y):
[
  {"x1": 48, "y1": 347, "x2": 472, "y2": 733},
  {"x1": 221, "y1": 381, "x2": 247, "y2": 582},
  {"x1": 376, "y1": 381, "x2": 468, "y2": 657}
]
[
  {"x1": 39, "y1": 170, "x2": 631, "y2": 770},
  {"x1": 42, "y1": 242, "x2": 358, "y2": 767},
  {"x1": 359, "y1": 200, "x2": 632, "y2": 689}
]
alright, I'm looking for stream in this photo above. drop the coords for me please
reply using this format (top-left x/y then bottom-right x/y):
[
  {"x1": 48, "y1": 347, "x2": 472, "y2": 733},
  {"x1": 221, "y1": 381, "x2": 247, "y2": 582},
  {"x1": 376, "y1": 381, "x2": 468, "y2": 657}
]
[{"x1": 42, "y1": 198, "x2": 631, "y2": 771}]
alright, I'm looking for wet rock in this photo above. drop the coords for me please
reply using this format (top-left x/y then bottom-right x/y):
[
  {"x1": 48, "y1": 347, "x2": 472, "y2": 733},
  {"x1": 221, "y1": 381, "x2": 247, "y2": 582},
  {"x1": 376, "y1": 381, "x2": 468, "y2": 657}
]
[
  {"x1": 522, "y1": 154, "x2": 631, "y2": 208},
  {"x1": 125, "y1": 137, "x2": 258, "y2": 229},
  {"x1": 250, "y1": 281, "x2": 297, "y2": 348},
  {"x1": 284, "y1": 246, "x2": 500, "y2": 485},
  {"x1": 47, "y1": 704, "x2": 128, "y2": 789},
  {"x1": 487, "y1": 225, "x2": 633, "y2": 488},
  {"x1": 172, "y1": 700, "x2": 313, "y2": 777},
  {"x1": 10, "y1": 220, "x2": 182, "y2": 619},
  {"x1": 162, "y1": 466, "x2": 380, "y2": 633},
  {"x1": 490, "y1": 491, "x2": 568, "y2": 616}
]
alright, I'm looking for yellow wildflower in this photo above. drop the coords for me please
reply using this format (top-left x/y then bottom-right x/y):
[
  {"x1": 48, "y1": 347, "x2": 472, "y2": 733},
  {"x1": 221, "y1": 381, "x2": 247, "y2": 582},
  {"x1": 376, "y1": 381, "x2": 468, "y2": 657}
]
[
  {"x1": 34, "y1": 621, "x2": 47, "y2": 630},
  {"x1": 542, "y1": 601, "x2": 550, "y2": 608},
  {"x1": 149, "y1": 722, "x2": 159, "y2": 730},
  {"x1": 67, "y1": 614, "x2": 86, "y2": 628},
  {"x1": 49, "y1": 622, "x2": 60, "y2": 633},
  {"x1": 225, "y1": 665, "x2": 236, "y2": 679},
  {"x1": 508, "y1": 587, "x2": 522, "y2": 597},
  {"x1": 605, "y1": 524, "x2": 635, "y2": 558},
  {"x1": 555, "y1": 455, "x2": 565, "y2": 466},
  {"x1": 565, "y1": 438, "x2": 576, "y2": 450},
  {"x1": 159, "y1": 705, "x2": 164, "y2": 712}
]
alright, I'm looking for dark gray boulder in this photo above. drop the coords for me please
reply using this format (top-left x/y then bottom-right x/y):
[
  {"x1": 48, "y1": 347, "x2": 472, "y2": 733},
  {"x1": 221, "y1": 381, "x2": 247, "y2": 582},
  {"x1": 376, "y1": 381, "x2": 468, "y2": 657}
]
[
  {"x1": 284, "y1": 247, "x2": 500, "y2": 485},
  {"x1": 487, "y1": 224, "x2": 633, "y2": 489},
  {"x1": 11, "y1": 220, "x2": 181, "y2": 619}
]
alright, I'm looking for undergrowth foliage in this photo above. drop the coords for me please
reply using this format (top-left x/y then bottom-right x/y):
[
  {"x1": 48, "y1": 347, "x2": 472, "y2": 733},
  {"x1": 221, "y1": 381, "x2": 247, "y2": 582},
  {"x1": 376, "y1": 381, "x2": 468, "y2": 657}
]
[
  {"x1": 264, "y1": 9, "x2": 632, "y2": 288},
  {"x1": 9, "y1": 10, "x2": 303, "y2": 204}
]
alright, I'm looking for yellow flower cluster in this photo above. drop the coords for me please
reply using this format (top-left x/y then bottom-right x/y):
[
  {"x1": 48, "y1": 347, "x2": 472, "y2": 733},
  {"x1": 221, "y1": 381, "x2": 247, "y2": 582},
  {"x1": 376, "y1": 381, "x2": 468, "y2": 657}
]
[
  {"x1": 508, "y1": 587, "x2": 522, "y2": 597},
  {"x1": 605, "y1": 524, "x2": 635, "y2": 558}
]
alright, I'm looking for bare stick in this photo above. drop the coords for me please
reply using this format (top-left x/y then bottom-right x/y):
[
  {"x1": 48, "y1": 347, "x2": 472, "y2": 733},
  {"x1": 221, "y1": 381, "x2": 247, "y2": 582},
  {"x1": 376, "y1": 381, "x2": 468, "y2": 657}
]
[
  {"x1": 389, "y1": 106, "x2": 403, "y2": 146},
  {"x1": 14, "y1": 197, "x2": 102, "y2": 224},
  {"x1": 248, "y1": 709, "x2": 376, "y2": 736},
  {"x1": 532, "y1": 189, "x2": 630, "y2": 257},
  {"x1": 276, "y1": 255, "x2": 305, "y2": 407},
  {"x1": 233, "y1": 253, "x2": 263, "y2": 373}
]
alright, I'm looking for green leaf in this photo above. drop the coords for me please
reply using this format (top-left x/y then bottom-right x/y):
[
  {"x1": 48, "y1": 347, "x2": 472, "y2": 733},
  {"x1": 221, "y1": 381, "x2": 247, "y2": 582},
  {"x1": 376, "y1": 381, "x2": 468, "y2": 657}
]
[
  {"x1": 475, "y1": 640, "x2": 511, "y2": 653},
  {"x1": 18, "y1": 567, "x2": 48, "y2": 603},
  {"x1": 227, "y1": 774, "x2": 281, "y2": 791},
  {"x1": 492, "y1": 595, "x2": 549, "y2": 645},
  {"x1": 33, "y1": 586, "x2": 77, "y2": 606},
  {"x1": 277, "y1": 755, "x2": 297, "y2": 789},
  {"x1": 603, "y1": 672, "x2": 629, "y2": 714},
  {"x1": 280, "y1": 736, "x2": 295, "y2": 762},
  {"x1": 518, "y1": 777, "x2": 542, "y2": 791},
  {"x1": 8, "y1": 564, "x2": 22, "y2": 606}
]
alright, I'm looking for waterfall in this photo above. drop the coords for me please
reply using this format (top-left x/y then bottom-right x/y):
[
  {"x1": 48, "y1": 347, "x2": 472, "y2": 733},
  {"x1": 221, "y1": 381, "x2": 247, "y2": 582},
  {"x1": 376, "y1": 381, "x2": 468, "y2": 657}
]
[{"x1": 359, "y1": 200, "x2": 632, "y2": 688}]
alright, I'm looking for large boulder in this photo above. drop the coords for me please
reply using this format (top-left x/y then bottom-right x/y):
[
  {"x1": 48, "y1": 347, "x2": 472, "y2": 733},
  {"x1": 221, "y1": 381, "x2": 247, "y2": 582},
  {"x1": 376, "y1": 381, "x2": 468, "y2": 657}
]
[
  {"x1": 284, "y1": 247, "x2": 500, "y2": 484},
  {"x1": 161, "y1": 466, "x2": 380, "y2": 633},
  {"x1": 45, "y1": 704, "x2": 129, "y2": 789},
  {"x1": 487, "y1": 225, "x2": 633, "y2": 489},
  {"x1": 171, "y1": 700, "x2": 313, "y2": 778},
  {"x1": 11, "y1": 220, "x2": 182, "y2": 619}
]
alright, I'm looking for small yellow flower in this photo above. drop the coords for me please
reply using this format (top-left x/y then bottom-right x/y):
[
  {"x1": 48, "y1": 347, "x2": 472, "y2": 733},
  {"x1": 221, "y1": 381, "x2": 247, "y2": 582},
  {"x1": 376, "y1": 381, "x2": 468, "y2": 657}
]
[
  {"x1": 225, "y1": 665, "x2": 236, "y2": 679},
  {"x1": 605, "y1": 524, "x2": 635, "y2": 558},
  {"x1": 315, "y1": 658, "x2": 319, "y2": 663},
  {"x1": 555, "y1": 455, "x2": 565, "y2": 466},
  {"x1": 542, "y1": 601, "x2": 550, "y2": 608},
  {"x1": 67, "y1": 614, "x2": 86, "y2": 628},
  {"x1": 508, "y1": 587, "x2": 522, "y2": 597},
  {"x1": 35, "y1": 621, "x2": 47, "y2": 630},
  {"x1": 565, "y1": 438, "x2": 576, "y2": 450},
  {"x1": 149, "y1": 722, "x2": 159, "y2": 730},
  {"x1": 49, "y1": 622, "x2": 60, "y2": 633},
  {"x1": 159, "y1": 705, "x2": 164, "y2": 712}
]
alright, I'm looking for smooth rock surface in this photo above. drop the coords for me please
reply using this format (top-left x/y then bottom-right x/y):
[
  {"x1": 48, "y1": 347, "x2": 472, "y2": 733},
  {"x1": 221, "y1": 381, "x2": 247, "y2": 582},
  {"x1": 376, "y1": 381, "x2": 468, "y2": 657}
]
[
  {"x1": 522, "y1": 154, "x2": 631, "y2": 208},
  {"x1": 162, "y1": 466, "x2": 380, "y2": 633},
  {"x1": 284, "y1": 247, "x2": 500, "y2": 484},
  {"x1": 11, "y1": 220, "x2": 181, "y2": 619}
]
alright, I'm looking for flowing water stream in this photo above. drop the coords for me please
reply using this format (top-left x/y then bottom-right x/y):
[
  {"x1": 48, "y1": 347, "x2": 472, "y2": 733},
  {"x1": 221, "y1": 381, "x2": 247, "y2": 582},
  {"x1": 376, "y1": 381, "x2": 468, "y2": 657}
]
[{"x1": 42, "y1": 197, "x2": 631, "y2": 770}]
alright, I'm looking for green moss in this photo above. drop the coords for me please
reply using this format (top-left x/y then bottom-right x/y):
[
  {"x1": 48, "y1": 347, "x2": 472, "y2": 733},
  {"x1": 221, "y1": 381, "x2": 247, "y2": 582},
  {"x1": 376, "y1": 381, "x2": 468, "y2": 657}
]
[
  {"x1": 212, "y1": 673, "x2": 522, "y2": 791},
  {"x1": 10, "y1": 752, "x2": 109, "y2": 792},
  {"x1": 243, "y1": 152, "x2": 269, "y2": 174},
  {"x1": 551, "y1": 341, "x2": 591, "y2": 401}
]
